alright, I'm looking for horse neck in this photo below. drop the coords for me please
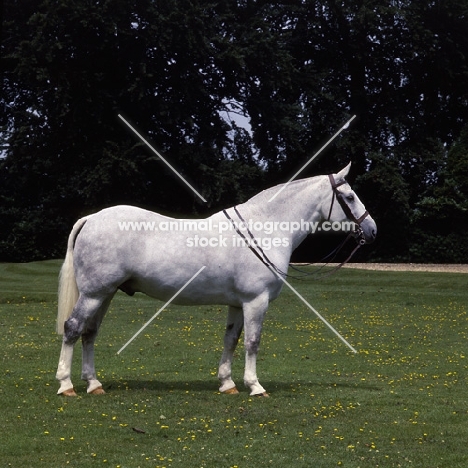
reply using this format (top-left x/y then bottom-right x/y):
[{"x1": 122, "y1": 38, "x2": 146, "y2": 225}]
[{"x1": 239, "y1": 175, "x2": 330, "y2": 249}]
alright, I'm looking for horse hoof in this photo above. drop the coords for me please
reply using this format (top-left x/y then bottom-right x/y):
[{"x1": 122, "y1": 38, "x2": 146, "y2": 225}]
[
  {"x1": 62, "y1": 388, "x2": 78, "y2": 397},
  {"x1": 90, "y1": 386, "x2": 106, "y2": 395},
  {"x1": 222, "y1": 386, "x2": 239, "y2": 395},
  {"x1": 253, "y1": 392, "x2": 269, "y2": 397}
]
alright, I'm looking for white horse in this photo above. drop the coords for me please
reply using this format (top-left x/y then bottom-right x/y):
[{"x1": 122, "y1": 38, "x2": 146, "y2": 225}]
[{"x1": 56, "y1": 163, "x2": 376, "y2": 397}]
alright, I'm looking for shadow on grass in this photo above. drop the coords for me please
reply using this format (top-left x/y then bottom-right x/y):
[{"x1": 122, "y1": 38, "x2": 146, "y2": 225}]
[{"x1": 97, "y1": 378, "x2": 382, "y2": 395}]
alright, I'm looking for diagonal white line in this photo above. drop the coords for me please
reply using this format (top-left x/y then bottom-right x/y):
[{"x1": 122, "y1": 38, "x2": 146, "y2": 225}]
[
  {"x1": 118, "y1": 114, "x2": 207, "y2": 203},
  {"x1": 274, "y1": 272, "x2": 357, "y2": 353},
  {"x1": 117, "y1": 266, "x2": 206, "y2": 354},
  {"x1": 268, "y1": 115, "x2": 356, "y2": 203}
]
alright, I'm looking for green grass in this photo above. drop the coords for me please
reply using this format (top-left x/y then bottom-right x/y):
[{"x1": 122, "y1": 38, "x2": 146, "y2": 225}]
[{"x1": 1, "y1": 260, "x2": 467, "y2": 467}]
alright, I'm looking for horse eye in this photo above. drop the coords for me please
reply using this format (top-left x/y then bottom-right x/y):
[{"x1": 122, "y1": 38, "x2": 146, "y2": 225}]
[{"x1": 346, "y1": 195, "x2": 355, "y2": 202}]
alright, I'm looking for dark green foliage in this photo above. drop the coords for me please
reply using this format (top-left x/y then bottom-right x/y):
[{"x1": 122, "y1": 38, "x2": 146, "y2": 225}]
[
  {"x1": 1, "y1": 1, "x2": 467, "y2": 261},
  {"x1": 410, "y1": 125, "x2": 468, "y2": 262}
]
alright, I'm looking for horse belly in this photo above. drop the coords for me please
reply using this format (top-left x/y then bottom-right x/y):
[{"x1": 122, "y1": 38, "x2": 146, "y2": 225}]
[{"x1": 126, "y1": 272, "x2": 243, "y2": 307}]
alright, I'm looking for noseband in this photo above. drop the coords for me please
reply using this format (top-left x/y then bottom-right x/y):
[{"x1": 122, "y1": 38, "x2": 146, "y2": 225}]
[{"x1": 327, "y1": 174, "x2": 369, "y2": 245}]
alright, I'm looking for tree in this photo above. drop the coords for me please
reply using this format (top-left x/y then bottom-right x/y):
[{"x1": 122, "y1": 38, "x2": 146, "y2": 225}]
[
  {"x1": 1, "y1": 0, "x2": 468, "y2": 261},
  {"x1": 1, "y1": 0, "x2": 266, "y2": 260},
  {"x1": 410, "y1": 125, "x2": 468, "y2": 262}
]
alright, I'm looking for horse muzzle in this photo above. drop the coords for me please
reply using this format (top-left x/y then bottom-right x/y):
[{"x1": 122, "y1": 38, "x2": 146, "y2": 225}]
[{"x1": 356, "y1": 216, "x2": 377, "y2": 244}]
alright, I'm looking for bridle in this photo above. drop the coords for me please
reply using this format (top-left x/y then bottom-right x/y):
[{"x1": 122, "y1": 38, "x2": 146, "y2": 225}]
[
  {"x1": 223, "y1": 174, "x2": 371, "y2": 279},
  {"x1": 327, "y1": 174, "x2": 369, "y2": 246}
]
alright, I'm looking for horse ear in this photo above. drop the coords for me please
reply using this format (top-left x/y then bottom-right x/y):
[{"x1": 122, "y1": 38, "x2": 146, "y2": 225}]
[{"x1": 336, "y1": 162, "x2": 352, "y2": 180}]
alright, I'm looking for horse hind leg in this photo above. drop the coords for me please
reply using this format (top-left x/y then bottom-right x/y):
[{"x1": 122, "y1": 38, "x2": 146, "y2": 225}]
[
  {"x1": 56, "y1": 294, "x2": 113, "y2": 396},
  {"x1": 81, "y1": 295, "x2": 114, "y2": 394},
  {"x1": 81, "y1": 334, "x2": 105, "y2": 394},
  {"x1": 56, "y1": 340, "x2": 77, "y2": 396},
  {"x1": 218, "y1": 306, "x2": 243, "y2": 394}
]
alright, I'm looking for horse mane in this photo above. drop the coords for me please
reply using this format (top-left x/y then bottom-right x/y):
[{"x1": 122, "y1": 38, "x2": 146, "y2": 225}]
[{"x1": 243, "y1": 174, "x2": 323, "y2": 206}]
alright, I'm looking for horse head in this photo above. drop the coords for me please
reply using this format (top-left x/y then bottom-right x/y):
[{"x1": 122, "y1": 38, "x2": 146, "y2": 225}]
[{"x1": 325, "y1": 163, "x2": 377, "y2": 245}]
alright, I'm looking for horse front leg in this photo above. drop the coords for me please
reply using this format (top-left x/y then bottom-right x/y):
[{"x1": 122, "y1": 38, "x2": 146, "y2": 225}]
[
  {"x1": 243, "y1": 294, "x2": 269, "y2": 397},
  {"x1": 218, "y1": 305, "x2": 244, "y2": 394}
]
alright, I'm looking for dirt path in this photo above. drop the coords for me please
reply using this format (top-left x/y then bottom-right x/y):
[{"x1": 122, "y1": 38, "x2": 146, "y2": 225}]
[{"x1": 340, "y1": 263, "x2": 468, "y2": 274}]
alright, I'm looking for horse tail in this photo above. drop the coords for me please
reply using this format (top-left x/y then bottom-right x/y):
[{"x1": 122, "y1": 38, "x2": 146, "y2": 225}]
[{"x1": 56, "y1": 216, "x2": 89, "y2": 334}]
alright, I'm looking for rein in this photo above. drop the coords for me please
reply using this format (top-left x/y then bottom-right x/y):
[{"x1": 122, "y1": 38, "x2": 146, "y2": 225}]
[
  {"x1": 223, "y1": 174, "x2": 370, "y2": 280},
  {"x1": 223, "y1": 207, "x2": 290, "y2": 278}
]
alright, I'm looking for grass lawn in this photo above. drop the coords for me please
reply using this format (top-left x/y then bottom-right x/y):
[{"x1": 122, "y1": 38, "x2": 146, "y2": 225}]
[{"x1": 0, "y1": 260, "x2": 467, "y2": 467}]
